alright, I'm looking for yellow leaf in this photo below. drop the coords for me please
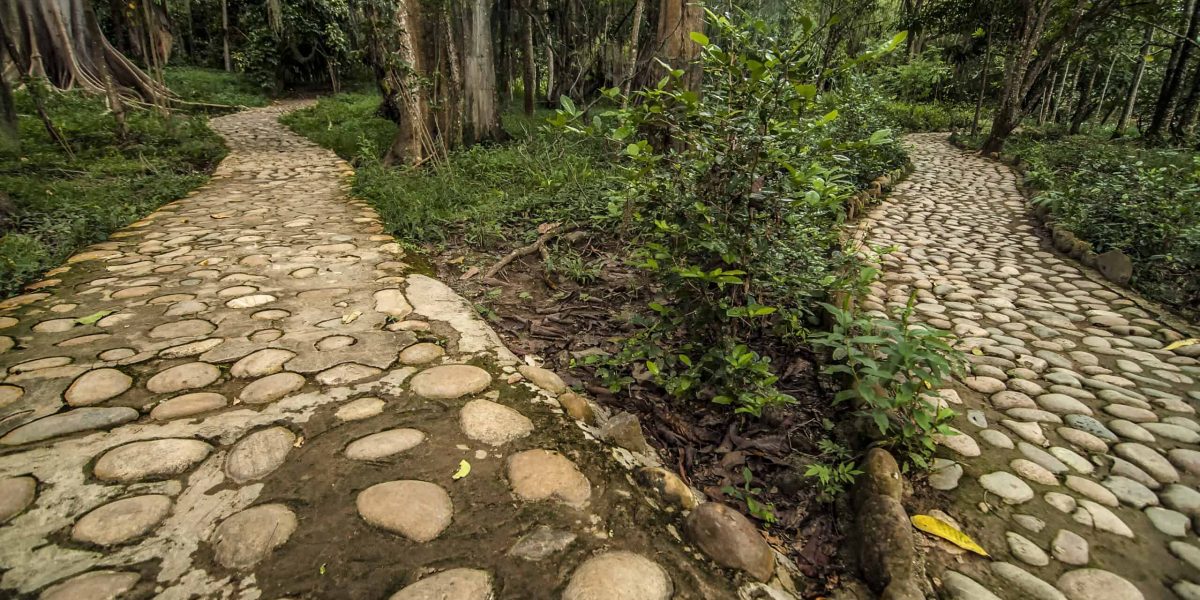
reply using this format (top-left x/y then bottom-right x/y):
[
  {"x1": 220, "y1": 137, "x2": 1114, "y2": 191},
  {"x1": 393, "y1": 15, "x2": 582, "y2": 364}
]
[
  {"x1": 76, "y1": 310, "x2": 114, "y2": 325},
  {"x1": 341, "y1": 311, "x2": 362, "y2": 324},
  {"x1": 971, "y1": 347, "x2": 983, "y2": 355},
  {"x1": 911, "y1": 514, "x2": 988, "y2": 556},
  {"x1": 452, "y1": 459, "x2": 471, "y2": 480},
  {"x1": 1165, "y1": 338, "x2": 1198, "y2": 351}
]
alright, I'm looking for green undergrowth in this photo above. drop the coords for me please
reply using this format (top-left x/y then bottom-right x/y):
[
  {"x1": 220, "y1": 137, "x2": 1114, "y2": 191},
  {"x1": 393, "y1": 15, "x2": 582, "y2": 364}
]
[
  {"x1": 955, "y1": 128, "x2": 1199, "y2": 315},
  {"x1": 164, "y1": 67, "x2": 271, "y2": 110},
  {"x1": 0, "y1": 89, "x2": 227, "y2": 297},
  {"x1": 883, "y1": 100, "x2": 979, "y2": 132},
  {"x1": 281, "y1": 93, "x2": 619, "y2": 249}
]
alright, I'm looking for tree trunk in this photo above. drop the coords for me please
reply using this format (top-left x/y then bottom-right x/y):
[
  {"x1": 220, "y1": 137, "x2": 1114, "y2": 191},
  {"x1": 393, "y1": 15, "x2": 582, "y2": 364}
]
[
  {"x1": 1069, "y1": 62, "x2": 1097, "y2": 133},
  {"x1": 0, "y1": 0, "x2": 170, "y2": 101},
  {"x1": 521, "y1": 1, "x2": 535, "y2": 116},
  {"x1": 1147, "y1": 0, "x2": 1199, "y2": 141},
  {"x1": 1050, "y1": 60, "x2": 1071, "y2": 123},
  {"x1": 971, "y1": 11, "x2": 994, "y2": 135},
  {"x1": 643, "y1": 0, "x2": 703, "y2": 93},
  {"x1": 0, "y1": 63, "x2": 16, "y2": 153},
  {"x1": 461, "y1": 0, "x2": 503, "y2": 144},
  {"x1": 84, "y1": 0, "x2": 127, "y2": 139},
  {"x1": 621, "y1": 0, "x2": 646, "y2": 102},
  {"x1": 1172, "y1": 60, "x2": 1200, "y2": 140},
  {"x1": 380, "y1": 0, "x2": 438, "y2": 167},
  {"x1": 439, "y1": 3, "x2": 463, "y2": 147},
  {"x1": 1115, "y1": 24, "x2": 1152, "y2": 137},
  {"x1": 221, "y1": 0, "x2": 231, "y2": 71},
  {"x1": 1038, "y1": 71, "x2": 1056, "y2": 125},
  {"x1": 1091, "y1": 52, "x2": 1117, "y2": 130}
]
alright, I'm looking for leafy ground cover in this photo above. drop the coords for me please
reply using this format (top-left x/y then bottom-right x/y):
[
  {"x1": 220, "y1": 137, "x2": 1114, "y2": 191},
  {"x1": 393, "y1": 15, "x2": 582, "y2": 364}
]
[
  {"x1": 164, "y1": 67, "x2": 271, "y2": 109},
  {"x1": 0, "y1": 89, "x2": 229, "y2": 297},
  {"x1": 955, "y1": 129, "x2": 1199, "y2": 317}
]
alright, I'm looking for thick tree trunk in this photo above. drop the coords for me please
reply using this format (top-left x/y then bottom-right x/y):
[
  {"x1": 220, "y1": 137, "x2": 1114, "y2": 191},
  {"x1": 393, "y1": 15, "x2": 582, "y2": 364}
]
[
  {"x1": 1147, "y1": 0, "x2": 1199, "y2": 141},
  {"x1": 0, "y1": 0, "x2": 169, "y2": 101},
  {"x1": 461, "y1": 0, "x2": 503, "y2": 144},
  {"x1": 381, "y1": 0, "x2": 438, "y2": 167},
  {"x1": 644, "y1": 0, "x2": 703, "y2": 93},
  {"x1": 1115, "y1": 24, "x2": 1152, "y2": 137}
]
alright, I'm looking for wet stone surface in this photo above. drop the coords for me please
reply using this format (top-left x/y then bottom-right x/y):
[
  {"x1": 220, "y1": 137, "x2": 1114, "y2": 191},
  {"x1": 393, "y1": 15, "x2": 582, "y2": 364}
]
[
  {"x1": 871, "y1": 134, "x2": 1200, "y2": 599},
  {"x1": 0, "y1": 105, "x2": 744, "y2": 599}
]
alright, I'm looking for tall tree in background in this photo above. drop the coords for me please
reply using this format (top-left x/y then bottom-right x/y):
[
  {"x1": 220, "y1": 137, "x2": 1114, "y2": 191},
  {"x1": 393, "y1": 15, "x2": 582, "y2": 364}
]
[
  {"x1": 981, "y1": 0, "x2": 1117, "y2": 154},
  {"x1": 461, "y1": 0, "x2": 504, "y2": 143},
  {"x1": 643, "y1": 0, "x2": 704, "y2": 92},
  {"x1": 1146, "y1": 0, "x2": 1200, "y2": 141}
]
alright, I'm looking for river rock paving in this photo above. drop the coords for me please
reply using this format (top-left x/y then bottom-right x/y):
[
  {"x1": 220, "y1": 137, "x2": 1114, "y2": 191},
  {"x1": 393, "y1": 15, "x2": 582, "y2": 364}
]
[
  {"x1": 0, "y1": 105, "x2": 766, "y2": 599},
  {"x1": 865, "y1": 133, "x2": 1200, "y2": 599}
]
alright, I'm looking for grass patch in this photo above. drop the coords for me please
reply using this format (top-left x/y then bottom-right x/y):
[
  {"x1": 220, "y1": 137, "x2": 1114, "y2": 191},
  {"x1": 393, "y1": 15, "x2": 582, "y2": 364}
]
[
  {"x1": 282, "y1": 93, "x2": 619, "y2": 249},
  {"x1": 883, "y1": 100, "x2": 979, "y2": 132},
  {"x1": 0, "y1": 89, "x2": 227, "y2": 297},
  {"x1": 956, "y1": 128, "x2": 1199, "y2": 314},
  {"x1": 165, "y1": 66, "x2": 270, "y2": 110}
]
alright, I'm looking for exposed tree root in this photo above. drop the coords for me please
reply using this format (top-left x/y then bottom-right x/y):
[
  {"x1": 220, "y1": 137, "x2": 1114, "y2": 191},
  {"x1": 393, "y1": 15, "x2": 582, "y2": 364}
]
[{"x1": 482, "y1": 224, "x2": 579, "y2": 285}]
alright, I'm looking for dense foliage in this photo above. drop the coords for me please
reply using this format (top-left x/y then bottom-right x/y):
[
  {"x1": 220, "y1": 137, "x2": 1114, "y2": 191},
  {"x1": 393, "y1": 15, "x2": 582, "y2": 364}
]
[
  {"x1": 0, "y1": 90, "x2": 227, "y2": 297},
  {"x1": 552, "y1": 12, "x2": 912, "y2": 418}
]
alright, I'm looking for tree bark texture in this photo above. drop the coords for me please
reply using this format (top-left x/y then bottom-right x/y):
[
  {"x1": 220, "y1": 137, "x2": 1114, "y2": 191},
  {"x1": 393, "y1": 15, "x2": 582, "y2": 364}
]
[
  {"x1": 644, "y1": 0, "x2": 703, "y2": 93},
  {"x1": 460, "y1": 0, "x2": 503, "y2": 144},
  {"x1": 0, "y1": 0, "x2": 168, "y2": 100}
]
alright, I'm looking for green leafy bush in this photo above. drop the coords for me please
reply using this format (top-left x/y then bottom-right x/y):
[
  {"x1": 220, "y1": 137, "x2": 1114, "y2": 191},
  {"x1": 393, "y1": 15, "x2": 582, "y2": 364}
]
[
  {"x1": 557, "y1": 10, "x2": 909, "y2": 418},
  {"x1": 0, "y1": 90, "x2": 226, "y2": 297},
  {"x1": 810, "y1": 294, "x2": 963, "y2": 469}
]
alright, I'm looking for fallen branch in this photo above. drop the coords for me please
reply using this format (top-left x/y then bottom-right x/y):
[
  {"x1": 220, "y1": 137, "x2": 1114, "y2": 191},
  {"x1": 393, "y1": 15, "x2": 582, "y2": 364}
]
[{"x1": 482, "y1": 224, "x2": 578, "y2": 284}]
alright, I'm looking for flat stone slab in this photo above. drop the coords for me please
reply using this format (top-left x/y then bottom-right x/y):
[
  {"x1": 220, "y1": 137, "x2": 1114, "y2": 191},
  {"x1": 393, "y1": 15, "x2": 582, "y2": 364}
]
[
  {"x1": 0, "y1": 407, "x2": 138, "y2": 446},
  {"x1": 356, "y1": 480, "x2": 452, "y2": 542},
  {"x1": 150, "y1": 392, "x2": 227, "y2": 420},
  {"x1": 93, "y1": 438, "x2": 213, "y2": 482},
  {"x1": 64, "y1": 369, "x2": 132, "y2": 407},
  {"x1": 146, "y1": 362, "x2": 220, "y2": 394},
  {"x1": 460, "y1": 399, "x2": 533, "y2": 446},
  {"x1": 344, "y1": 429, "x2": 425, "y2": 460},
  {"x1": 409, "y1": 365, "x2": 492, "y2": 399},
  {"x1": 211, "y1": 504, "x2": 297, "y2": 570},
  {"x1": 563, "y1": 552, "x2": 673, "y2": 600},
  {"x1": 0, "y1": 476, "x2": 36, "y2": 523},
  {"x1": 39, "y1": 571, "x2": 140, "y2": 600},
  {"x1": 71, "y1": 495, "x2": 172, "y2": 546},
  {"x1": 388, "y1": 569, "x2": 492, "y2": 600},
  {"x1": 225, "y1": 427, "x2": 295, "y2": 483},
  {"x1": 507, "y1": 449, "x2": 591, "y2": 508},
  {"x1": 239, "y1": 372, "x2": 306, "y2": 404}
]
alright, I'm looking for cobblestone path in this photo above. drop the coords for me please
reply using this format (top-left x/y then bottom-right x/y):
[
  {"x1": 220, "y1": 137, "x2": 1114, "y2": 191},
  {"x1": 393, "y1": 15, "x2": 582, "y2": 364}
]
[
  {"x1": 865, "y1": 133, "x2": 1200, "y2": 600},
  {"x1": 0, "y1": 106, "x2": 747, "y2": 599}
]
